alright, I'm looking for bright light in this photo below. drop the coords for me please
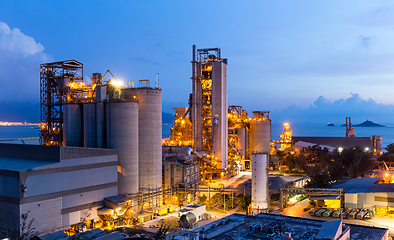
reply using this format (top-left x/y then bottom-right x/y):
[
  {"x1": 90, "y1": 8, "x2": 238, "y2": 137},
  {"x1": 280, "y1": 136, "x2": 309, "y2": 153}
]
[
  {"x1": 365, "y1": 147, "x2": 369, "y2": 152},
  {"x1": 338, "y1": 147, "x2": 343, "y2": 153},
  {"x1": 111, "y1": 80, "x2": 123, "y2": 88},
  {"x1": 385, "y1": 173, "x2": 389, "y2": 177}
]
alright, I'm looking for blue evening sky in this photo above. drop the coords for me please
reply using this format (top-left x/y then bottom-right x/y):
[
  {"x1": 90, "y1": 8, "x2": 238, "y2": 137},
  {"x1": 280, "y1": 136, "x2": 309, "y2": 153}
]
[{"x1": 1, "y1": 1, "x2": 394, "y2": 124}]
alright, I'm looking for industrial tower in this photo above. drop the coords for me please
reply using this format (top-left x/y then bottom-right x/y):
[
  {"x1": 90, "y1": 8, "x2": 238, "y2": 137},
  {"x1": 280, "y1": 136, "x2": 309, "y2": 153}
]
[{"x1": 191, "y1": 45, "x2": 228, "y2": 169}]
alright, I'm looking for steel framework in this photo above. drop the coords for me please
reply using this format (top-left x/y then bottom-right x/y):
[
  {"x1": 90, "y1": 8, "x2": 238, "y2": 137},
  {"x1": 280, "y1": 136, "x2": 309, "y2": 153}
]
[{"x1": 39, "y1": 60, "x2": 83, "y2": 146}]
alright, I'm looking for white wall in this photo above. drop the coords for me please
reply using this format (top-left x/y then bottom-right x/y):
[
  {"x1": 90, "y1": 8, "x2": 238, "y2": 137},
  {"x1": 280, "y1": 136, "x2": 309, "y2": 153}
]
[{"x1": 20, "y1": 198, "x2": 62, "y2": 235}]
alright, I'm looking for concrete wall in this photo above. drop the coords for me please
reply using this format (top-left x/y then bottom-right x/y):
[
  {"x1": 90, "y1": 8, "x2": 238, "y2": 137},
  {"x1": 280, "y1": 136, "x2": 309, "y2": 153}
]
[
  {"x1": 20, "y1": 198, "x2": 62, "y2": 235},
  {"x1": 0, "y1": 201, "x2": 19, "y2": 239},
  {"x1": 344, "y1": 192, "x2": 394, "y2": 209}
]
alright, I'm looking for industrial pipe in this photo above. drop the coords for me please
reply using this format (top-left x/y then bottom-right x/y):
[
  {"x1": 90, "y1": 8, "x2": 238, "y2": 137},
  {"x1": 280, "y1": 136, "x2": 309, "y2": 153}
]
[{"x1": 187, "y1": 147, "x2": 210, "y2": 163}]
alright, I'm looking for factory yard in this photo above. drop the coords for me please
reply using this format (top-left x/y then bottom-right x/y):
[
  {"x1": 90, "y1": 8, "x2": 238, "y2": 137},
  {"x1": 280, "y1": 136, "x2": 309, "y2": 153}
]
[{"x1": 280, "y1": 198, "x2": 394, "y2": 236}]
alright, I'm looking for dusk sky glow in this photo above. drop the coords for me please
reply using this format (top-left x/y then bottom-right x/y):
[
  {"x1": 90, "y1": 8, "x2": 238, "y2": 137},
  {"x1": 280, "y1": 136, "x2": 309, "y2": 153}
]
[{"x1": 1, "y1": 1, "x2": 394, "y2": 123}]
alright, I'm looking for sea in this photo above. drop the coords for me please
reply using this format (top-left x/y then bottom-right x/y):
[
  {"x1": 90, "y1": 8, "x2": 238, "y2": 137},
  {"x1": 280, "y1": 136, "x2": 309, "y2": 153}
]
[{"x1": 2, "y1": 123, "x2": 394, "y2": 149}]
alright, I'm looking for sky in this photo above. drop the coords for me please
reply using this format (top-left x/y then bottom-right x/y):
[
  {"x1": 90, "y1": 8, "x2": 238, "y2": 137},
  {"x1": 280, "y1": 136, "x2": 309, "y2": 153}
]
[{"x1": 1, "y1": 1, "x2": 394, "y2": 123}]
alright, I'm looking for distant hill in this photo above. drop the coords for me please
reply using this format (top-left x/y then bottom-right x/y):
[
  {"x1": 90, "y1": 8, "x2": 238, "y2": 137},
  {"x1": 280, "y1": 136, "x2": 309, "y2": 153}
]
[
  {"x1": 340, "y1": 120, "x2": 384, "y2": 127},
  {"x1": 162, "y1": 112, "x2": 174, "y2": 125},
  {"x1": 327, "y1": 123, "x2": 335, "y2": 126},
  {"x1": 354, "y1": 120, "x2": 384, "y2": 127}
]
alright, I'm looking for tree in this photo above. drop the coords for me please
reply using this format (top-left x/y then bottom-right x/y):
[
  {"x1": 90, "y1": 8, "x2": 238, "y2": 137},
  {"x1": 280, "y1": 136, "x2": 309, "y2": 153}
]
[
  {"x1": 19, "y1": 211, "x2": 38, "y2": 240},
  {"x1": 129, "y1": 217, "x2": 143, "y2": 233},
  {"x1": 198, "y1": 194, "x2": 207, "y2": 205},
  {"x1": 378, "y1": 143, "x2": 394, "y2": 162},
  {"x1": 236, "y1": 194, "x2": 251, "y2": 211},
  {"x1": 154, "y1": 223, "x2": 171, "y2": 239}
]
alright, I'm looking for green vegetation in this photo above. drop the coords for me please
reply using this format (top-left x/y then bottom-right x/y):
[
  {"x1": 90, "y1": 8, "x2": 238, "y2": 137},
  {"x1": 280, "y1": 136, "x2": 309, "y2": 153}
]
[
  {"x1": 379, "y1": 143, "x2": 394, "y2": 162},
  {"x1": 235, "y1": 194, "x2": 251, "y2": 211},
  {"x1": 198, "y1": 194, "x2": 207, "y2": 205},
  {"x1": 296, "y1": 195, "x2": 307, "y2": 201},
  {"x1": 278, "y1": 145, "x2": 373, "y2": 188}
]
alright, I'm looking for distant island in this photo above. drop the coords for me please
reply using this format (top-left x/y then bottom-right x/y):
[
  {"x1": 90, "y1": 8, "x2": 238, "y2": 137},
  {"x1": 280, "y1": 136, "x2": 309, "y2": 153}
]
[
  {"x1": 327, "y1": 123, "x2": 335, "y2": 126},
  {"x1": 340, "y1": 120, "x2": 385, "y2": 127}
]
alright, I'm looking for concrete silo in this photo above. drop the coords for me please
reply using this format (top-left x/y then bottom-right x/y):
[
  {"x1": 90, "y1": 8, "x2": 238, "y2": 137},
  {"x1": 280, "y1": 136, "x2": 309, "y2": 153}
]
[
  {"x1": 121, "y1": 86, "x2": 162, "y2": 201},
  {"x1": 83, "y1": 103, "x2": 97, "y2": 148},
  {"x1": 250, "y1": 111, "x2": 271, "y2": 153},
  {"x1": 106, "y1": 101, "x2": 139, "y2": 194},
  {"x1": 251, "y1": 152, "x2": 269, "y2": 213},
  {"x1": 63, "y1": 103, "x2": 83, "y2": 147}
]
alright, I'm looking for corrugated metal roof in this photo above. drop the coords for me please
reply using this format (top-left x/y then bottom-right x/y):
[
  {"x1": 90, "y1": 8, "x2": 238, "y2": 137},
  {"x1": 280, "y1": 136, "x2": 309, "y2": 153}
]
[
  {"x1": 316, "y1": 219, "x2": 342, "y2": 239},
  {"x1": 0, "y1": 156, "x2": 56, "y2": 171},
  {"x1": 330, "y1": 178, "x2": 394, "y2": 193},
  {"x1": 292, "y1": 137, "x2": 372, "y2": 149}
]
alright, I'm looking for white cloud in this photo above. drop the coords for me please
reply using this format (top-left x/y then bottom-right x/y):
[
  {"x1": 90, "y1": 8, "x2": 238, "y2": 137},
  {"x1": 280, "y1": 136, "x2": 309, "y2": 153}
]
[
  {"x1": 0, "y1": 22, "x2": 52, "y2": 102},
  {"x1": 272, "y1": 93, "x2": 394, "y2": 124}
]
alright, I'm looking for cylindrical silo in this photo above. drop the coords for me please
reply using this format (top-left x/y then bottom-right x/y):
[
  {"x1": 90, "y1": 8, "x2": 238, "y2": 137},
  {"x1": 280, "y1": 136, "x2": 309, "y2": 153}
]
[
  {"x1": 96, "y1": 102, "x2": 105, "y2": 148},
  {"x1": 251, "y1": 152, "x2": 269, "y2": 213},
  {"x1": 250, "y1": 112, "x2": 271, "y2": 154},
  {"x1": 373, "y1": 135, "x2": 383, "y2": 154},
  {"x1": 63, "y1": 103, "x2": 83, "y2": 147},
  {"x1": 121, "y1": 88, "x2": 162, "y2": 197},
  {"x1": 83, "y1": 103, "x2": 97, "y2": 148},
  {"x1": 106, "y1": 101, "x2": 139, "y2": 194},
  {"x1": 236, "y1": 128, "x2": 246, "y2": 158}
]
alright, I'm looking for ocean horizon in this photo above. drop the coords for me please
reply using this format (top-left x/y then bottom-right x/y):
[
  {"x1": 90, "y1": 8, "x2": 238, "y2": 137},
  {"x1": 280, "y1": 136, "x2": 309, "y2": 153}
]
[{"x1": 1, "y1": 122, "x2": 393, "y2": 149}]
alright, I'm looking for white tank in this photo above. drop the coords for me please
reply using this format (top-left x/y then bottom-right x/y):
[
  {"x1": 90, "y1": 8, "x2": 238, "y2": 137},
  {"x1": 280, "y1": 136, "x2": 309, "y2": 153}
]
[
  {"x1": 250, "y1": 119, "x2": 271, "y2": 153},
  {"x1": 121, "y1": 88, "x2": 162, "y2": 195},
  {"x1": 83, "y1": 103, "x2": 97, "y2": 148},
  {"x1": 106, "y1": 101, "x2": 139, "y2": 194},
  {"x1": 251, "y1": 152, "x2": 269, "y2": 213},
  {"x1": 63, "y1": 103, "x2": 83, "y2": 147}
]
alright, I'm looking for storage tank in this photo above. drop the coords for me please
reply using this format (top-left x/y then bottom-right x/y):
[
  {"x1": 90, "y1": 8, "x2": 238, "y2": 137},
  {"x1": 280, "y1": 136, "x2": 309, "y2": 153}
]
[
  {"x1": 180, "y1": 212, "x2": 196, "y2": 228},
  {"x1": 83, "y1": 103, "x2": 97, "y2": 148},
  {"x1": 250, "y1": 111, "x2": 271, "y2": 153},
  {"x1": 373, "y1": 135, "x2": 383, "y2": 155},
  {"x1": 96, "y1": 102, "x2": 105, "y2": 148},
  {"x1": 106, "y1": 101, "x2": 139, "y2": 194},
  {"x1": 63, "y1": 103, "x2": 83, "y2": 147},
  {"x1": 121, "y1": 88, "x2": 162, "y2": 197},
  {"x1": 251, "y1": 152, "x2": 269, "y2": 213}
]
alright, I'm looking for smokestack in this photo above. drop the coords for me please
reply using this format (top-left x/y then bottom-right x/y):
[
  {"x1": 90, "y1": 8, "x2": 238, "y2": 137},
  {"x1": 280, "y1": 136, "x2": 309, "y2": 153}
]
[{"x1": 156, "y1": 73, "x2": 159, "y2": 88}]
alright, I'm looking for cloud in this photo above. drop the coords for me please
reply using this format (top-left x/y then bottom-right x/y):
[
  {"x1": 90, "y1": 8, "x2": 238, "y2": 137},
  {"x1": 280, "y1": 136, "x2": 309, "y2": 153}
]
[
  {"x1": 0, "y1": 22, "x2": 52, "y2": 122},
  {"x1": 272, "y1": 93, "x2": 394, "y2": 124},
  {"x1": 0, "y1": 22, "x2": 52, "y2": 103},
  {"x1": 358, "y1": 35, "x2": 374, "y2": 48}
]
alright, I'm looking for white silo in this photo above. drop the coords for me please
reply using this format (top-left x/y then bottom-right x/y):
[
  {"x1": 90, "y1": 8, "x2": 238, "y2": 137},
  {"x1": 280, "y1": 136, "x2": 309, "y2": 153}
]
[
  {"x1": 251, "y1": 152, "x2": 269, "y2": 213},
  {"x1": 106, "y1": 101, "x2": 139, "y2": 194},
  {"x1": 63, "y1": 103, "x2": 83, "y2": 147},
  {"x1": 250, "y1": 111, "x2": 271, "y2": 153},
  {"x1": 121, "y1": 87, "x2": 162, "y2": 201}
]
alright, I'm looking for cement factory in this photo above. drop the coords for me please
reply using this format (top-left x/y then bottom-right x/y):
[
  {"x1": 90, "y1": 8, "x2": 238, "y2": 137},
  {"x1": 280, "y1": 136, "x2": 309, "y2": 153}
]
[{"x1": 0, "y1": 45, "x2": 390, "y2": 239}]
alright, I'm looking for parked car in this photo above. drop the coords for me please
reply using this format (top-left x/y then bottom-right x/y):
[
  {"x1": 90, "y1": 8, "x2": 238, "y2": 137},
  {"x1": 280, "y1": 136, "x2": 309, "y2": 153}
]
[
  {"x1": 342, "y1": 208, "x2": 352, "y2": 218},
  {"x1": 347, "y1": 209, "x2": 360, "y2": 219},
  {"x1": 332, "y1": 210, "x2": 341, "y2": 218},
  {"x1": 364, "y1": 209, "x2": 374, "y2": 220},
  {"x1": 308, "y1": 208, "x2": 320, "y2": 216},
  {"x1": 322, "y1": 208, "x2": 334, "y2": 217},
  {"x1": 315, "y1": 208, "x2": 328, "y2": 217},
  {"x1": 356, "y1": 209, "x2": 367, "y2": 219}
]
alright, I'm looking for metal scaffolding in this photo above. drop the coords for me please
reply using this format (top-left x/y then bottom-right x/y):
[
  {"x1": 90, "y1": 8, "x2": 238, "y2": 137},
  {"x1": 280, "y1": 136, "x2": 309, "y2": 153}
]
[{"x1": 39, "y1": 60, "x2": 83, "y2": 146}]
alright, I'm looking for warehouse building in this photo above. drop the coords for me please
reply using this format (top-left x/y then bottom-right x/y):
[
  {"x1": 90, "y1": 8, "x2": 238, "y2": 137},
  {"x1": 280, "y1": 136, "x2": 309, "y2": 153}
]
[
  {"x1": 331, "y1": 178, "x2": 394, "y2": 215},
  {"x1": 0, "y1": 143, "x2": 118, "y2": 238}
]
